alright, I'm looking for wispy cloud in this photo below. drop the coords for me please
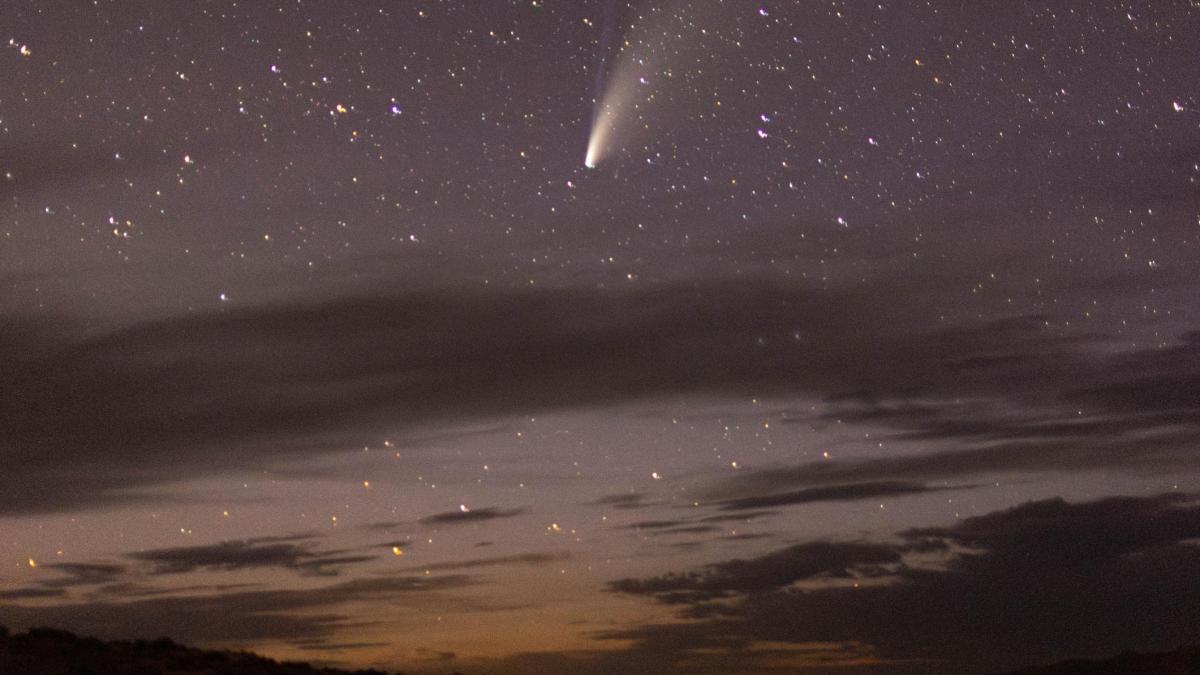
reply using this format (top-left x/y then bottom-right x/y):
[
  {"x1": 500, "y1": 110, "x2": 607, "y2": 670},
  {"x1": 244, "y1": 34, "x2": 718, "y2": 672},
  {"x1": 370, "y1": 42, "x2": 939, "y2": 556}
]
[
  {"x1": 3, "y1": 278, "x2": 1197, "y2": 516},
  {"x1": 127, "y1": 536, "x2": 374, "y2": 577},
  {"x1": 604, "y1": 492, "x2": 1200, "y2": 673},
  {"x1": 0, "y1": 574, "x2": 471, "y2": 646},
  {"x1": 419, "y1": 507, "x2": 526, "y2": 526}
]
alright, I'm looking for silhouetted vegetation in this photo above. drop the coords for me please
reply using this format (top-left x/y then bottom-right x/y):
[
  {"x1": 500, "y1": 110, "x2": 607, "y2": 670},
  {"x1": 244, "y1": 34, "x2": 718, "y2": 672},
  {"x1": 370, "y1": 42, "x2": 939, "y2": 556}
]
[
  {"x1": 0, "y1": 625, "x2": 396, "y2": 675},
  {"x1": 4, "y1": 621, "x2": 1194, "y2": 674},
  {"x1": 1002, "y1": 646, "x2": 1200, "y2": 674}
]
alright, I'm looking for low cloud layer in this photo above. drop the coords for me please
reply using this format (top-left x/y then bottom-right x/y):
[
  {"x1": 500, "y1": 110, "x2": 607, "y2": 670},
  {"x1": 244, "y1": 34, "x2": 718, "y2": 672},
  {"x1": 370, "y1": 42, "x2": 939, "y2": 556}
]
[
  {"x1": 714, "y1": 481, "x2": 944, "y2": 511},
  {"x1": 0, "y1": 574, "x2": 471, "y2": 647},
  {"x1": 604, "y1": 491, "x2": 1200, "y2": 673},
  {"x1": 405, "y1": 552, "x2": 569, "y2": 573},
  {"x1": 127, "y1": 536, "x2": 376, "y2": 577},
  {"x1": 419, "y1": 507, "x2": 526, "y2": 526},
  {"x1": 4, "y1": 277, "x2": 1198, "y2": 516},
  {"x1": 704, "y1": 331, "x2": 1200, "y2": 503},
  {"x1": 2, "y1": 280, "x2": 883, "y2": 514}
]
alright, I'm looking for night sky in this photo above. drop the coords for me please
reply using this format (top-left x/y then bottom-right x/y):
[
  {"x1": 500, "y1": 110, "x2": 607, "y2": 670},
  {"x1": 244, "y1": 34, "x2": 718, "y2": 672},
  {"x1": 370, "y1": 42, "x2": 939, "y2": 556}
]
[{"x1": 2, "y1": 1, "x2": 1200, "y2": 673}]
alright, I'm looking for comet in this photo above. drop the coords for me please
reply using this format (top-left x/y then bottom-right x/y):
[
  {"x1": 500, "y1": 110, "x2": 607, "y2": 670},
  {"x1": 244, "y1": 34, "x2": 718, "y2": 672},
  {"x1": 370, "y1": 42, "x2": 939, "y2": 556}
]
[
  {"x1": 583, "y1": 1, "x2": 724, "y2": 169},
  {"x1": 585, "y1": 0, "x2": 620, "y2": 168},
  {"x1": 583, "y1": 11, "x2": 649, "y2": 171},
  {"x1": 585, "y1": 91, "x2": 625, "y2": 169}
]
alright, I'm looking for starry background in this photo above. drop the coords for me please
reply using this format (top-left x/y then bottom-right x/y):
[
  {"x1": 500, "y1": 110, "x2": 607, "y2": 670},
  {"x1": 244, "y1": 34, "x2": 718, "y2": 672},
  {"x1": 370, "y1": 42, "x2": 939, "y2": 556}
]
[{"x1": 2, "y1": 1, "x2": 1199, "y2": 673}]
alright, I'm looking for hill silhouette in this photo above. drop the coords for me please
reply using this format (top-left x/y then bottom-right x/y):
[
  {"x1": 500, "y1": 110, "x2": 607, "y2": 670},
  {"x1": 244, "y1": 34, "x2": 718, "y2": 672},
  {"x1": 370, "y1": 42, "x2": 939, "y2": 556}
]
[
  {"x1": 0, "y1": 624, "x2": 409, "y2": 675},
  {"x1": 4, "y1": 623, "x2": 1199, "y2": 674},
  {"x1": 1000, "y1": 646, "x2": 1200, "y2": 674}
]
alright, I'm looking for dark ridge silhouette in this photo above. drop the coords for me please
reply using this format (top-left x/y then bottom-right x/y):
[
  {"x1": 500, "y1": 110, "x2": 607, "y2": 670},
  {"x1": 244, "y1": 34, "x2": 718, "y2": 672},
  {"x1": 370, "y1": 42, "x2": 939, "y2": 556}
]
[
  {"x1": 1000, "y1": 646, "x2": 1200, "y2": 674},
  {"x1": 0, "y1": 624, "x2": 419, "y2": 675},
  {"x1": 4, "y1": 622, "x2": 1198, "y2": 675}
]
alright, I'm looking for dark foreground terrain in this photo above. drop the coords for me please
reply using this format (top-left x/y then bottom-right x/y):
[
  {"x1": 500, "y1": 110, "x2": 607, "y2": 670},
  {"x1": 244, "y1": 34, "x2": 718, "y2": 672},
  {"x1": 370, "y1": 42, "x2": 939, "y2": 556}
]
[
  {"x1": 1001, "y1": 646, "x2": 1200, "y2": 674},
  {"x1": 3, "y1": 623, "x2": 1199, "y2": 674},
  {"x1": 0, "y1": 625, "x2": 401, "y2": 675}
]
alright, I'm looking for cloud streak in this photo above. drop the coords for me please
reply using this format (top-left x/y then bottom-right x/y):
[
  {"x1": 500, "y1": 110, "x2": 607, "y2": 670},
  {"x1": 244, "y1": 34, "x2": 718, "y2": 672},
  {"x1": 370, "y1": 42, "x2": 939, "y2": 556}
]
[
  {"x1": 419, "y1": 507, "x2": 526, "y2": 526},
  {"x1": 714, "y1": 481, "x2": 944, "y2": 511},
  {"x1": 126, "y1": 537, "x2": 376, "y2": 577},
  {"x1": 2, "y1": 277, "x2": 1197, "y2": 515},
  {"x1": 605, "y1": 492, "x2": 1200, "y2": 673},
  {"x1": 0, "y1": 574, "x2": 471, "y2": 646}
]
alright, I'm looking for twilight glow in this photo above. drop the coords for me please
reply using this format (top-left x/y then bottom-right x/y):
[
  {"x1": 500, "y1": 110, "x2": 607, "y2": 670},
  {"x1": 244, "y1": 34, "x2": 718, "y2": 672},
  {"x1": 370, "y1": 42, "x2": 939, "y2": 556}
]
[{"x1": 3, "y1": 3, "x2": 1200, "y2": 675}]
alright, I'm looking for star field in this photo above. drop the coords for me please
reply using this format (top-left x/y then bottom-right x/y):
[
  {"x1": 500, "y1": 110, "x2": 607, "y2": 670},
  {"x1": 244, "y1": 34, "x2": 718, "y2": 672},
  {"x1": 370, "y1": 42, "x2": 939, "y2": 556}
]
[{"x1": 2, "y1": 2, "x2": 1199, "y2": 673}]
